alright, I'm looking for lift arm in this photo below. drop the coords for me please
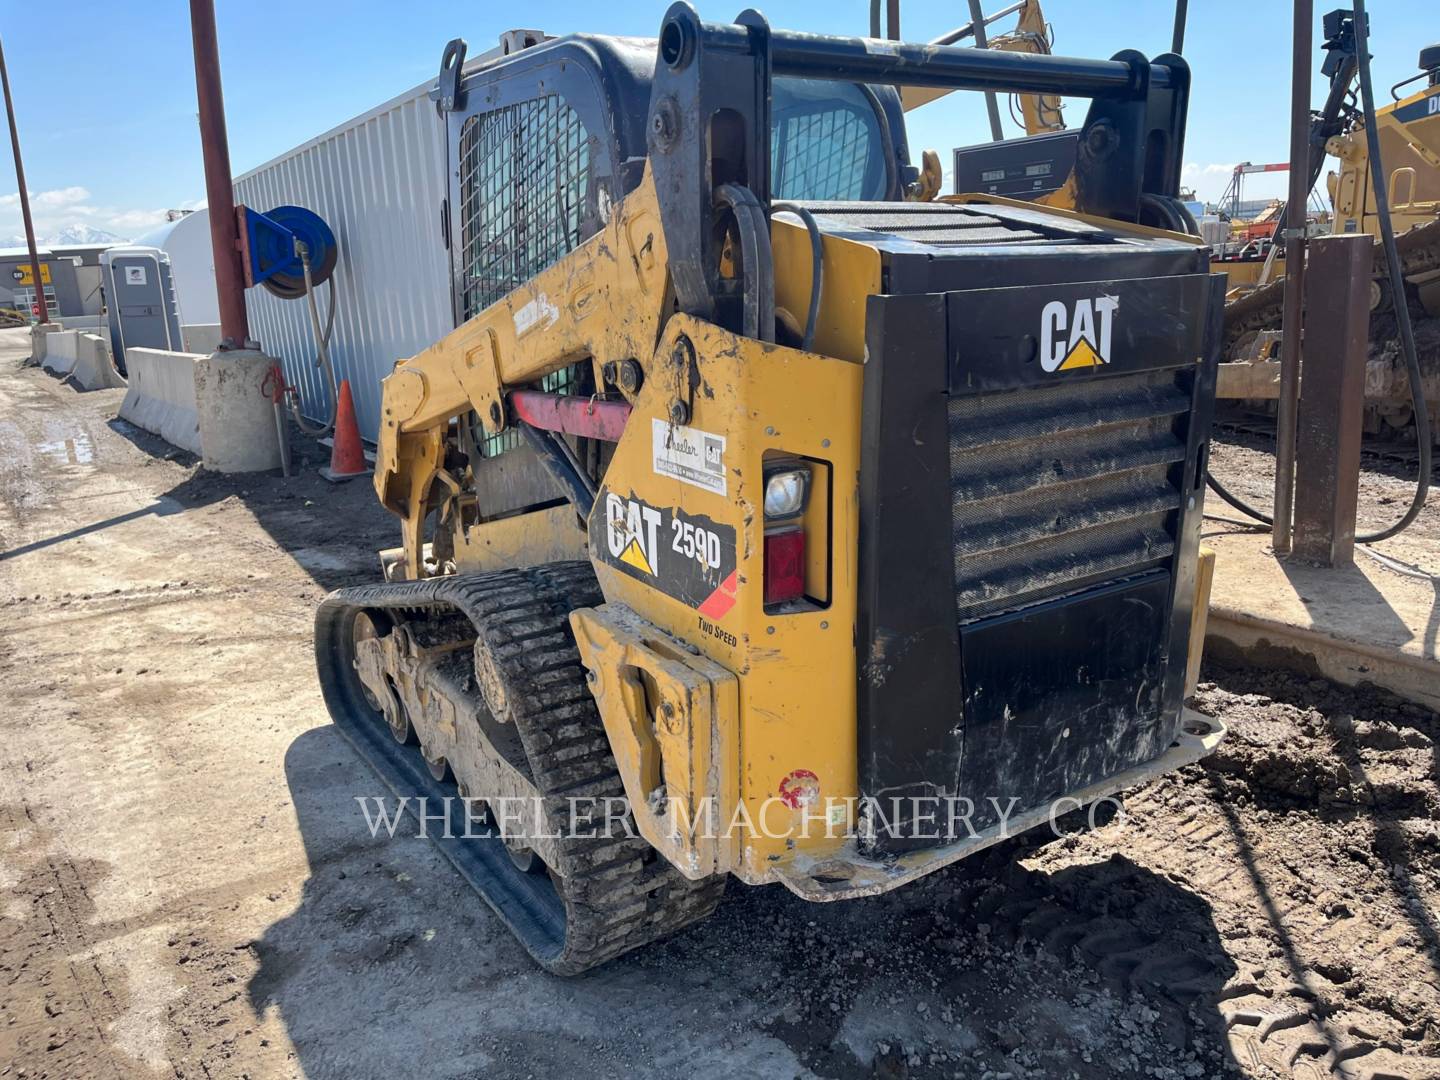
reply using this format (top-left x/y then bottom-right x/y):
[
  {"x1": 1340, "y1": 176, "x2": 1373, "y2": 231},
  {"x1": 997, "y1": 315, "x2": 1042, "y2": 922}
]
[{"x1": 372, "y1": 169, "x2": 671, "y2": 577}]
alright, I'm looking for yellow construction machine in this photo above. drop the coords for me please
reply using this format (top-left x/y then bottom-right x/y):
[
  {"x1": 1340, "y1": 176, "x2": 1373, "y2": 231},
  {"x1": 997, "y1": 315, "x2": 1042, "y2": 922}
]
[
  {"x1": 1225, "y1": 14, "x2": 1440, "y2": 343},
  {"x1": 898, "y1": 0, "x2": 1066, "y2": 135},
  {"x1": 315, "y1": 3, "x2": 1226, "y2": 974},
  {"x1": 1327, "y1": 43, "x2": 1440, "y2": 256}
]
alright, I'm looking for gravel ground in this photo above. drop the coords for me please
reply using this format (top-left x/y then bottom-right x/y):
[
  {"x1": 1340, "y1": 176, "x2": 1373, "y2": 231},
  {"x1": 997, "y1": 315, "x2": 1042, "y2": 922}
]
[{"x1": 0, "y1": 330, "x2": 1437, "y2": 1079}]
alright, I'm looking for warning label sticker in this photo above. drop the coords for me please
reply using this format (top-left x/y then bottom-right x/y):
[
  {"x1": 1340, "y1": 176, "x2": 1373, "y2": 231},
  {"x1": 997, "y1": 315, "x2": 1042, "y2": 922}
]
[
  {"x1": 652, "y1": 419, "x2": 727, "y2": 496},
  {"x1": 592, "y1": 489, "x2": 738, "y2": 615}
]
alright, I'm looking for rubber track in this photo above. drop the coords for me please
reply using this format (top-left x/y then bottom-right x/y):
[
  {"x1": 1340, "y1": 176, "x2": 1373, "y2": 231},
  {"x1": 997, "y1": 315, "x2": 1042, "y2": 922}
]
[
  {"x1": 1222, "y1": 216, "x2": 1440, "y2": 356},
  {"x1": 315, "y1": 561, "x2": 724, "y2": 975}
]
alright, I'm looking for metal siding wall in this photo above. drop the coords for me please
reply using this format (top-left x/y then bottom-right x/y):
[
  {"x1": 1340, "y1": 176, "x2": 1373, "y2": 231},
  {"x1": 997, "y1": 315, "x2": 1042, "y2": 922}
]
[{"x1": 234, "y1": 88, "x2": 452, "y2": 442}]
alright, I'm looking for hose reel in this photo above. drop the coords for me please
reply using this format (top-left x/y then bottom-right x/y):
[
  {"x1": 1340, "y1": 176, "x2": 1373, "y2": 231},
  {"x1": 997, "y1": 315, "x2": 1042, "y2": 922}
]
[
  {"x1": 237, "y1": 204, "x2": 342, "y2": 458},
  {"x1": 237, "y1": 204, "x2": 337, "y2": 299}
]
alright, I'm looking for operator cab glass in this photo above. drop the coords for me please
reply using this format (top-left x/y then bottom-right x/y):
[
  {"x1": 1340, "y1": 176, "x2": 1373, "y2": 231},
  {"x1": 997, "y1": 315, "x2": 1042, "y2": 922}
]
[{"x1": 771, "y1": 77, "x2": 891, "y2": 201}]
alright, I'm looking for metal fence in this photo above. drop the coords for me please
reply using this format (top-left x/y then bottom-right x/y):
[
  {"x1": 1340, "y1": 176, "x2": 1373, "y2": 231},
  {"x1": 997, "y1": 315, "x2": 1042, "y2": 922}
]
[{"x1": 234, "y1": 81, "x2": 452, "y2": 442}]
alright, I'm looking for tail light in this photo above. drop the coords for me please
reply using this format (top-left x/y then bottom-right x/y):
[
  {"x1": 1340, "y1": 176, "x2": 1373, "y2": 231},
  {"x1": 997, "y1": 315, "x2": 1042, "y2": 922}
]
[
  {"x1": 764, "y1": 527, "x2": 806, "y2": 604},
  {"x1": 762, "y1": 462, "x2": 810, "y2": 607}
]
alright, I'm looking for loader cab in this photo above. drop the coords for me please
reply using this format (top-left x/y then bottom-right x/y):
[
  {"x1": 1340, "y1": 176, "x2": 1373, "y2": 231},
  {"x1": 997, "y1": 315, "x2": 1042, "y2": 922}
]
[
  {"x1": 437, "y1": 33, "x2": 908, "y2": 331},
  {"x1": 434, "y1": 31, "x2": 910, "y2": 519}
]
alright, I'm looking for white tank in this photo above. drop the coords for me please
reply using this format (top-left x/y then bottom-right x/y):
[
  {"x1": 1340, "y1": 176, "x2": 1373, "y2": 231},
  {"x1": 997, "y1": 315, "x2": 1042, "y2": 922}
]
[{"x1": 135, "y1": 210, "x2": 219, "y2": 328}]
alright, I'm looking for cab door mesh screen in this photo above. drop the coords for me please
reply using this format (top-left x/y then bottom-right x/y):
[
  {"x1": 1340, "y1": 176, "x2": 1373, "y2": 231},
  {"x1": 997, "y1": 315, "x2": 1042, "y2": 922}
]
[
  {"x1": 458, "y1": 95, "x2": 591, "y2": 454},
  {"x1": 458, "y1": 95, "x2": 591, "y2": 322}
]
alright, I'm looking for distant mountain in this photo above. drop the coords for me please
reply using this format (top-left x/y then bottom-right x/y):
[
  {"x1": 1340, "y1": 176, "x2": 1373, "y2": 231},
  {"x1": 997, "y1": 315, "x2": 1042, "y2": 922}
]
[
  {"x1": 1, "y1": 225, "x2": 127, "y2": 249},
  {"x1": 50, "y1": 225, "x2": 125, "y2": 246}
]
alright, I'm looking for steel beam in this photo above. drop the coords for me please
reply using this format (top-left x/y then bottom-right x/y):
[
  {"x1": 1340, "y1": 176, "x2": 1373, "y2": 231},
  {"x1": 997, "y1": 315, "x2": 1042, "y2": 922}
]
[
  {"x1": 681, "y1": 15, "x2": 1175, "y2": 97},
  {"x1": 1293, "y1": 235, "x2": 1371, "y2": 566},
  {"x1": 967, "y1": 0, "x2": 1006, "y2": 141},
  {"x1": 932, "y1": 2, "x2": 1026, "y2": 46},
  {"x1": 1271, "y1": 0, "x2": 1312, "y2": 553},
  {"x1": 1172, "y1": 0, "x2": 1189, "y2": 54}
]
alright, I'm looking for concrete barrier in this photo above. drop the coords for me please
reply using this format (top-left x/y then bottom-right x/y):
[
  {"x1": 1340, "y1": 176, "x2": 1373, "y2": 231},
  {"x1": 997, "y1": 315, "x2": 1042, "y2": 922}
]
[
  {"x1": 30, "y1": 323, "x2": 62, "y2": 363},
  {"x1": 194, "y1": 349, "x2": 282, "y2": 472},
  {"x1": 40, "y1": 330, "x2": 77, "y2": 375},
  {"x1": 72, "y1": 333, "x2": 125, "y2": 391},
  {"x1": 41, "y1": 330, "x2": 124, "y2": 391},
  {"x1": 118, "y1": 348, "x2": 203, "y2": 455},
  {"x1": 59, "y1": 314, "x2": 105, "y2": 333}
]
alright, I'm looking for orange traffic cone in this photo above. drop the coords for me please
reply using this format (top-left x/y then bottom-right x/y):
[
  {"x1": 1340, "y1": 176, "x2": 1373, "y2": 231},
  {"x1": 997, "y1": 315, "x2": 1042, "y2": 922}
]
[{"x1": 320, "y1": 379, "x2": 369, "y2": 482}]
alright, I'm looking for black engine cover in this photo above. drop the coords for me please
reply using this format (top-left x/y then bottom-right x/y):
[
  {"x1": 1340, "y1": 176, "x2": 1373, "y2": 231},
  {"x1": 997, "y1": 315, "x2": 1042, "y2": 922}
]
[{"x1": 844, "y1": 201, "x2": 1223, "y2": 855}]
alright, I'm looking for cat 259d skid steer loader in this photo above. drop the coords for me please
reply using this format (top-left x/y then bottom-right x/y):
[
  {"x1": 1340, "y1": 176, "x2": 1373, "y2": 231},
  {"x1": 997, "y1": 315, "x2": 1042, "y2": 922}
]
[{"x1": 314, "y1": 3, "x2": 1227, "y2": 974}]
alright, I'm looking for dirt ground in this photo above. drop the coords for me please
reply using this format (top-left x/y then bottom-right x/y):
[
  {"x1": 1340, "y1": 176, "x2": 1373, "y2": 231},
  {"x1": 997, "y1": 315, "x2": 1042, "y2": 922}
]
[
  {"x1": 1207, "y1": 423, "x2": 1440, "y2": 577},
  {"x1": 1, "y1": 327, "x2": 1438, "y2": 1080}
]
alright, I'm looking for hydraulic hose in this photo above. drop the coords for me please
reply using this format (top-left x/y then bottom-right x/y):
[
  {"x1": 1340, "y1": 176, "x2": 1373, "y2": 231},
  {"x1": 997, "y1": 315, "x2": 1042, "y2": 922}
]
[
  {"x1": 856, "y1": 83, "x2": 902, "y2": 200},
  {"x1": 1206, "y1": 0, "x2": 1430, "y2": 543},
  {"x1": 290, "y1": 240, "x2": 340, "y2": 439},
  {"x1": 771, "y1": 201, "x2": 824, "y2": 352},
  {"x1": 714, "y1": 184, "x2": 776, "y2": 344},
  {"x1": 1349, "y1": 0, "x2": 1430, "y2": 542},
  {"x1": 1206, "y1": 473, "x2": 1272, "y2": 527}
]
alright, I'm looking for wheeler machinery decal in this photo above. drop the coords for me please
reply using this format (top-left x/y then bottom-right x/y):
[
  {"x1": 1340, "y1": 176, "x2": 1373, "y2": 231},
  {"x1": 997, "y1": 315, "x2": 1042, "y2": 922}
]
[{"x1": 652, "y1": 418, "x2": 727, "y2": 496}]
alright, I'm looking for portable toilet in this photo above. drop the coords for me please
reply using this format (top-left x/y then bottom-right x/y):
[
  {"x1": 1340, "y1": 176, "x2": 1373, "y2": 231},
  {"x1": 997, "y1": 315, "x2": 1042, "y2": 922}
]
[{"x1": 99, "y1": 246, "x2": 183, "y2": 374}]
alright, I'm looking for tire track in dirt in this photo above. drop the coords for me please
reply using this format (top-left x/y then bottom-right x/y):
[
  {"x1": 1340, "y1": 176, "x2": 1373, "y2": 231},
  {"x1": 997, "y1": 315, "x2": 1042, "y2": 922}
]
[{"x1": 1029, "y1": 664, "x2": 1440, "y2": 1079}]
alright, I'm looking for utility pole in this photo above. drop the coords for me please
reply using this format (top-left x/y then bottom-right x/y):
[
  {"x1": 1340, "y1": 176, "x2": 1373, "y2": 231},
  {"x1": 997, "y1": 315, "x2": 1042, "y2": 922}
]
[
  {"x1": 0, "y1": 33, "x2": 48, "y2": 324},
  {"x1": 188, "y1": 0, "x2": 249, "y2": 348}
]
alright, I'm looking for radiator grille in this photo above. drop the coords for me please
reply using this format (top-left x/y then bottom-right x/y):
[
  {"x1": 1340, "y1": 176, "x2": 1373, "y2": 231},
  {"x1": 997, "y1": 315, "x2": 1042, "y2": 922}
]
[
  {"x1": 800, "y1": 201, "x2": 1093, "y2": 247},
  {"x1": 949, "y1": 369, "x2": 1192, "y2": 622}
]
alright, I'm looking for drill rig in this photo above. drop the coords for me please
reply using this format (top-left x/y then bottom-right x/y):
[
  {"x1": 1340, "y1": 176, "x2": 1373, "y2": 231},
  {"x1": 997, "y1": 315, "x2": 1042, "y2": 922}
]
[{"x1": 315, "y1": 3, "x2": 1226, "y2": 974}]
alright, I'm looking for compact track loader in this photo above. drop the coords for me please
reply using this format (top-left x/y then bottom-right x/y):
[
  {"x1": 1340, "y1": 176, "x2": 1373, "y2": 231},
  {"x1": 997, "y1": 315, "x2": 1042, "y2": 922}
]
[{"x1": 314, "y1": 3, "x2": 1226, "y2": 974}]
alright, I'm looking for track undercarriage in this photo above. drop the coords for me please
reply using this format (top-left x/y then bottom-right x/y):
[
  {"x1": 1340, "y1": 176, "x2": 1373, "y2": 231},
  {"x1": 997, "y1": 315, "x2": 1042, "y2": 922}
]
[{"x1": 314, "y1": 562, "x2": 724, "y2": 974}]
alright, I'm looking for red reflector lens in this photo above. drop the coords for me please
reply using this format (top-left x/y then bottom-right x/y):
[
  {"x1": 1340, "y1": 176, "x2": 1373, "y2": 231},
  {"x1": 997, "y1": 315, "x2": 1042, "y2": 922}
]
[{"x1": 764, "y1": 527, "x2": 805, "y2": 605}]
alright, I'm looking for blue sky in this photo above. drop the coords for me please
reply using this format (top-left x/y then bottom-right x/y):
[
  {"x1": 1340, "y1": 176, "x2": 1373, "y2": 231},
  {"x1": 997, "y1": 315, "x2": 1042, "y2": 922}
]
[{"x1": 2, "y1": 0, "x2": 1435, "y2": 241}]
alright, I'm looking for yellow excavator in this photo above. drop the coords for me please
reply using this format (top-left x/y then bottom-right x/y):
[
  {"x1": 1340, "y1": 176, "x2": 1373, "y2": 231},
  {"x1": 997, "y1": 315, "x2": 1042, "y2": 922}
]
[
  {"x1": 899, "y1": 0, "x2": 1071, "y2": 202},
  {"x1": 1220, "y1": 11, "x2": 1440, "y2": 440},
  {"x1": 898, "y1": 0, "x2": 1065, "y2": 134},
  {"x1": 314, "y1": 3, "x2": 1225, "y2": 974}
]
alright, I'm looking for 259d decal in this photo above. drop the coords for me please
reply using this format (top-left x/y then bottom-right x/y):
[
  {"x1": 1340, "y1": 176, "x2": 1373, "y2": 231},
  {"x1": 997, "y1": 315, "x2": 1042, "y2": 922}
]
[{"x1": 592, "y1": 489, "x2": 738, "y2": 614}]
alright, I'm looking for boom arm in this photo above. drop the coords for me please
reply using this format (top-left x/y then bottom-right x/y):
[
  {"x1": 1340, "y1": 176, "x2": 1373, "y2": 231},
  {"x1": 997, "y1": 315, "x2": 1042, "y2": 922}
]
[
  {"x1": 373, "y1": 169, "x2": 670, "y2": 578},
  {"x1": 900, "y1": 0, "x2": 1065, "y2": 136},
  {"x1": 992, "y1": 0, "x2": 1065, "y2": 135}
]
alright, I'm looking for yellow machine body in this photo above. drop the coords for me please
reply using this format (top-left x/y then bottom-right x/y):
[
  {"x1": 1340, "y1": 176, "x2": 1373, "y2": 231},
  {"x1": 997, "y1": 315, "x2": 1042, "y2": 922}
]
[
  {"x1": 364, "y1": 165, "x2": 1222, "y2": 896},
  {"x1": 304, "y1": 13, "x2": 1242, "y2": 979},
  {"x1": 1327, "y1": 81, "x2": 1440, "y2": 238}
]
